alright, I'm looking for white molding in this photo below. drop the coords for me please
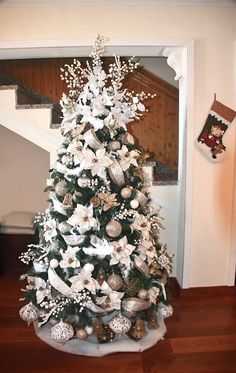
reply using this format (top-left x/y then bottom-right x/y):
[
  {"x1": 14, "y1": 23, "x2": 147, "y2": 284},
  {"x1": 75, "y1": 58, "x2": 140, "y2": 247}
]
[{"x1": 0, "y1": 1, "x2": 235, "y2": 7}]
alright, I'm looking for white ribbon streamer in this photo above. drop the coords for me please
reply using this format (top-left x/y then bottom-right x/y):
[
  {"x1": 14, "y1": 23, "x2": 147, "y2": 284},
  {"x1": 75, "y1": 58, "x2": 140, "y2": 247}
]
[
  {"x1": 48, "y1": 268, "x2": 73, "y2": 298},
  {"x1": 84, "y1": 129, "x2": 104, "y2": 150},
  {"x1": 108, "y1": 159, "x2": 125, "y2": 186}
]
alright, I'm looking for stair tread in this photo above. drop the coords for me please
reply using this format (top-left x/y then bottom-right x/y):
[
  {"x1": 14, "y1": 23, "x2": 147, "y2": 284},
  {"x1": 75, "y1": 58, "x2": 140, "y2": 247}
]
[{"x1": 16, "y1": 103, "x2": 53, "y2": 109}]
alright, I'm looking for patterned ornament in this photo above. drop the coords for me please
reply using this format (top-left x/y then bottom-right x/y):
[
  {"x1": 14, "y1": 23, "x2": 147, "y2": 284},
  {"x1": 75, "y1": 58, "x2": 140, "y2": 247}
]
[
  {"x1": 130, "y1": 199, "x2": 139, "y2": 209},
  {"x1": 158, "y1": 303, "x2": 173, "y2": 319},
  {"x1": 107, "y1": 274, "x2": 123, "y2": 290},
  {"x1": 108, "y1": 140, "x2": 121, "y2": 151},
  {"x1": 130, "y1": 319, "x2": 146, "y2": 340},
  {"x1": 55, "y1": 181, "x2": 68, "y2": 196},
  {"x1": 120, "y1": 187, "x2": 132, "y2": 199},
  {"x1": 96, "y1": 268, "x2": 106, "y2": 286},
  {"x1": 123, "y1": 278, "x2": 141, "y2": 296},
  {"x1": 147, "y1": 311, "x2": 159, "y2": 330},
  {"x1": 138, "y1": 289, "x2": 149, "y2": 300},
  {"x1": 50, "y1": 321, "x2": 74, "y2": 343},
  {"x1": 108, "y1": 315, "x2": 132, "y2": 334},
  {"x1": 19, "y1": 303, "x2": 38, "y2": 326},
  {"x1": 76, "y1": 329, "x2": 88, "y2": 340},
  {"x1": 105, "y1": 220, "x2": 122, "y2": 238}
]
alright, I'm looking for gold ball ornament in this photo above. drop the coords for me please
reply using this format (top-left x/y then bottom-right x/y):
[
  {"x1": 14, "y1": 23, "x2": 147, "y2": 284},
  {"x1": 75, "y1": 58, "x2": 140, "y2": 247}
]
[
  {"x1": 105, "y1": 220, "x2": 122, "y2": 238},
  {"x1": 76, "y1": 329, "x2": 88, "y2": 340},
  {"x1": 107, "y1": 274, "x2": 123, "y2": 290},
  {"x1": 19, "y1": 303, "x2": 38, "y2": 325},
  {"x1": 138, "y1": 289, "x2": 149, "y2": 300},
  {"x1": 55, "y1": 181, "x2": 68, "y2": 196},
  {"x1": 50, "y1": 321, "x2": 74, "y2": 343},
  {"x1": 120, "y1": 187, "x2": 132, "y2": 199}
]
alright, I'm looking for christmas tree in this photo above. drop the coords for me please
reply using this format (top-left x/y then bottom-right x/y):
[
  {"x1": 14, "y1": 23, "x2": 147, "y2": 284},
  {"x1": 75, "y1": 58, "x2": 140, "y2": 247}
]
[{"x1": 19, "y1": 36, "x2": 173, "y2": 355}]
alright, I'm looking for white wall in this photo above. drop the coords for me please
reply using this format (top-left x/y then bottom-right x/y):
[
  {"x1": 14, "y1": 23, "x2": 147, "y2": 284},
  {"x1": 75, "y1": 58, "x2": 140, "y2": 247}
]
[
  {"x1": 0, "y1": 125, "x2": 49, "y2": 220},
  {"x1": 0, "y1": 3, "x2": 235, "y2": 287},
  {"x1": 139, "y1": 57, "x2": 179, "y2": 88}
]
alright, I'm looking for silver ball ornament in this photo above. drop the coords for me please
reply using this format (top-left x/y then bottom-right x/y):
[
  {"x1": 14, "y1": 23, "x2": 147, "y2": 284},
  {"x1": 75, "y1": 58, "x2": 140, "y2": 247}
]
[
  {"x1": 55, "y1": 181, "x2": 68, "y2": 196},
  {"x1": 105, "y1": 220, "x2": 122, "y2": 238},
  {"x1": 120, "y1": 187, "x2": 132, "y2": 199},
  {"x1": 107, "y1": 274, "x2": 123, "y2": 290},
  {"x1": 50, "y1": 321, "x2": 74, "y2": 343},
  {"x1": 19, "y1": 303, "x2": 38, "y2": 325}
]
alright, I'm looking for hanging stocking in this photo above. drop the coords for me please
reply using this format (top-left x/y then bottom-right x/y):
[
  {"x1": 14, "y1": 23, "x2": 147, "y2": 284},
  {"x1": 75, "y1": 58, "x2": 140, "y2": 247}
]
[{"x1": 197, "y1": 97, "x2": 236, "y2": 161}]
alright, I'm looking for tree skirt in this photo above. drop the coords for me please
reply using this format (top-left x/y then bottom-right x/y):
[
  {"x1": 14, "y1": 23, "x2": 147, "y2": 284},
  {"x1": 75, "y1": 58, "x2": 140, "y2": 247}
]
[{"x1": 34, "y1": 316, "x2": 167, "y2": 356}]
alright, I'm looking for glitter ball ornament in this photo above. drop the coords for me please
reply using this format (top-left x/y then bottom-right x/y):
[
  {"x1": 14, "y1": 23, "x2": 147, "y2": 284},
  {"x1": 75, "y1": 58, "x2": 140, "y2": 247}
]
[
  {"x1": 105, "y1": 220, "x2": 122, "y2": 238},
  {"x1": 138, "y1": 289, "x2": 149, "y2": 300},
  {"x1": 158, "y1": 303, "x2": 173, "y2": 319},
  {"x1": 130, "y1": 199, "x2": 139, "y2": 209},
  {"x1": 55, "y1": 181, "x2": 68, "y2": 196},
  {"x1": 108, "y1": 140, "x2": 121, "y2": 151},
  {"x1": 50, "y1": 321, "x2": 74, "y2": 343},
  {"x1": 107, "y1": 274, "x2": 123, "y2": 290},
  {"x1": 120, "y1": 187, "x2": 132, "y2": 199},
  {"x1": 19, "y1": 303, "x2": 38, "y2": 325},
  {"x1": 76, "y1": 329, "x2": 88, "y2": 340},
  {"x1": 50, "y1": 258, "x2": 59, "y2": 268},
  {"x1": 109, "y1": 315, "x2": 132, "y2": 334}
]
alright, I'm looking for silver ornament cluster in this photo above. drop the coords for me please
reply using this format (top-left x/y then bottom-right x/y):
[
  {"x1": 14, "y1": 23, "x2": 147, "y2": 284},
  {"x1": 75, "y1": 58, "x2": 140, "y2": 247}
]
[{"x1": 50, "y1": 321, "x2": 74, "y2": 343}]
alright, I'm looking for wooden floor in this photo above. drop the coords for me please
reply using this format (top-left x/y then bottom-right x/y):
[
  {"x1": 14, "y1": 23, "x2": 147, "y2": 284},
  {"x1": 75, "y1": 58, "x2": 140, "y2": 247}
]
[{"x1": 0, "y1": 267, "x2": 236, "y2": 373}]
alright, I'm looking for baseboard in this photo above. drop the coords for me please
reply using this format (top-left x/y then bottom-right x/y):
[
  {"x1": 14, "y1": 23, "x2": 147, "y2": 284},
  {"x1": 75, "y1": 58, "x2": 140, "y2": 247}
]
[{"x1": 168, "y1": 277, "x2": 236, "y2": 298}]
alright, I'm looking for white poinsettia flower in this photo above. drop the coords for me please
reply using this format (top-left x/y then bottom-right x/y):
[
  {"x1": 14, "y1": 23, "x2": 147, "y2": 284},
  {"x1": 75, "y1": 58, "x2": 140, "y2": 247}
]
[
  {"x1": 148, "y1": 286, "x2": 160, "y2": 304},
  {"x1": 59, "y1": 245, "x2": 81, "y2": 269},
  {"x1": 138, "y1": 239, "x2": 158, "y2": 263},
  {"x1": 34, "y1": 277, "x2": 51, "y2": 304},
  {"x1": 96, "y1": 281, "x2": 124, "y2": 310},
  {"x1": 131, "y1": 213, "x2": 152, "y2": 240},
  {"x1": 43, "y1": 219, "x2": 57, "y2": 242},
  {"x1": 88, "y1": 65, "x2": 106, "y2": 90},
  {"x1": 91, "y1": 95, "x2": 109, "y2": 117},
  {"x1": 83, "y1": 236, "x2": 114, "y2": 258},
  {"x1": 102, "y1": 87, "x2": 113, "y2": 107},
  {"x1": 69, "y1": 263, "x2": 99, "y2": 294},
  {"x1": 110, "y1": 236, "x2": 135, "y2": 269},
  {"x1": 67, "y1": 204, "x2": 97, "y2": 234},
  {"x1": 117, "y1": 145, "x2": 140, "y2": 171},
  {"x1": 82, "y1": 148, "x2": 113, "y2": 178}
]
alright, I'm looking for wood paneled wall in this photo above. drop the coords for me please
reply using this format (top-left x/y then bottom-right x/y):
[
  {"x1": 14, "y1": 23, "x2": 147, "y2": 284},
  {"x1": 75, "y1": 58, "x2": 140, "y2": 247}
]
[{"x1": 0, "y1": 58, "x2": 178, "y2": 170}]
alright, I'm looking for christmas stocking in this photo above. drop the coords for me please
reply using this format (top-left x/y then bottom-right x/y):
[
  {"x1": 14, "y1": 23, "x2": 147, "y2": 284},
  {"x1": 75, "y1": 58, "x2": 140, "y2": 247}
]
[{"x1": 197, "y1": 98, "x2": 236, "y2": 160}]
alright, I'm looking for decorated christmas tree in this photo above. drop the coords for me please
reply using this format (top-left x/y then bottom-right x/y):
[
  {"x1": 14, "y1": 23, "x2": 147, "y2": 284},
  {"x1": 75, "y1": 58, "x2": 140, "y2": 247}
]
[{"x1": 19, "y1": 36, "x2": 173, "y2": 356}]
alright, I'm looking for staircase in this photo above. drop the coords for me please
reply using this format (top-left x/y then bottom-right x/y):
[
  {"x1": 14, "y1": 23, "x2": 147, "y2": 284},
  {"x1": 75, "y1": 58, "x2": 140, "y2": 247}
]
[{"x1": 0, "y1": 74, "x2": 62, "y2": 164}]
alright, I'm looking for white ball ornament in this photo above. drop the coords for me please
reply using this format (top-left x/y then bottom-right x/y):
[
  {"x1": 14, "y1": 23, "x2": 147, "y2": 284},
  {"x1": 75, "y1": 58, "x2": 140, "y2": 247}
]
[
  {"x1": 130, "y1": 199, "x2": 139, "y2": 209},
  {"x1": 50, "y1": 321, "x2": 74, "y2": 343},
  {"x1": 50, "y1": 259, "x2": 59, "y2": 268},
  {"x1": 19, "y1": 303, "x2": 38, "y2": 325},
  {"x1": 105, "y1": 220, "x2": 122, "y2": 238},
  {"x1": 120, "y1": 187, "x2": 132, "y2": 199}
]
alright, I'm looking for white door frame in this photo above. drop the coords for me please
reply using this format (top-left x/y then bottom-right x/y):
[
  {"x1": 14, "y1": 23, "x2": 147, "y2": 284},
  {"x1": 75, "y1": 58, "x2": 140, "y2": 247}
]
[{"x1": 0, "y1": 37, "x2": 195, "y2": 288}]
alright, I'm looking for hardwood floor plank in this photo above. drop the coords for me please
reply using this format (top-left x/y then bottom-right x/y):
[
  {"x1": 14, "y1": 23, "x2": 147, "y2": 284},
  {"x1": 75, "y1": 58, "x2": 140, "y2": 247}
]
[{"x1": 170, "y1": 335, "x2": 236, "y2": 353}]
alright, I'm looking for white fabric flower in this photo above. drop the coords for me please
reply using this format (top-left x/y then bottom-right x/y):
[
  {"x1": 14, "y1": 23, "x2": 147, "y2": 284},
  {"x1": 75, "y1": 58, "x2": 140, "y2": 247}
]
[
  {"x1": 34, "y1": 277, "x2": 51, "y2": 304},
  {"x1": 138, "y1": 239, "x2": 158, "y2": 263},
  {"x1": 148, "y1": 286, "x2": 160, "y2": 304},
  {"x1": 81, "y1": 148, "x2": 113, "y2": 178},
  {"x1": 69, "y1": 263, "x2": 99, "y2": 294},
  {"x1": 88, "y1": 65, "x2": 106, "y2": 90},
  {"x1": 43, "y1": 219, "x2": 57, "y2": 242},
  {"x1": 67, "y1": 204, "x2": 97, "y2": 234},
  {"x1": 96, "y1": 281, "x2": 124, "y2": 310},
  {"x1": 117, "y1": 145, "x2": 139, "y2": 171},
  {"x1": 83, "y1": 236, "x2": 114, "y2": 258},
  {"x1": 59, "y1": 245, "x2": 81, "y2": 269},
  {"x1": 131, "y1": 213, "x2": 152, "y2": 240},
  {"x1": 110, "y1": 236, "x2": 135, "y2": 269}
]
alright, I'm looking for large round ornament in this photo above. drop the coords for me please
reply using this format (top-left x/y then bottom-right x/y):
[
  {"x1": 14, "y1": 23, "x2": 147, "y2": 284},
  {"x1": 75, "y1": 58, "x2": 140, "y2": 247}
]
[
  {"x1": 105, "y1": 220, "x2": 122, "y2": 238},
  {"x1": 19, "y1": 303, "x2": 38, "y2": 325},
  {"x1": 120, "y1": 187, "x2": 132, "y2": 199},
  {"x1": 158, "y1": 303, "x2": 173, "y2": 319},
  {"x1": 76, "y1": 329, "x2": 88, "y2": 340},
  {"x1": 108, "y1": 315, "x2": 132, "y2": 334},
  {"x1": 107, "y1": 274, "x2": 123, "y2": 290},
  {"x1": 50, "y1": 321, "x2": 74, "y2": 343},
  {"x1": 55, "y1": 181, "x2": 68, "y2": 196},
  {"x1": 50, "y1": 258, "x2": 59, "y2": 269}
]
